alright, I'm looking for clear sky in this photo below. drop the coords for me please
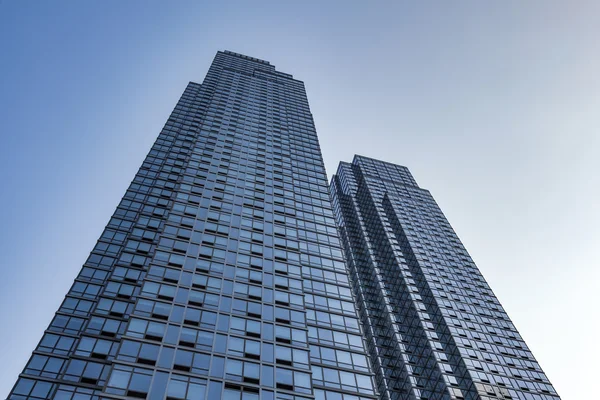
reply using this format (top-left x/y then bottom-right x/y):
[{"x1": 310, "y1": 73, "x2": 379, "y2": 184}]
[{"x1": 1, "y1": 1, "x2": 597, "y2": 398}]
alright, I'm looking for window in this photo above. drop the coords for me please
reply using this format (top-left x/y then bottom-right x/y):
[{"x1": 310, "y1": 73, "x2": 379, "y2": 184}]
[
  {"x1": 233, "y1": 282, "x2": 263, "y2": 300},
  {"x1": 274, "y1": 307, "x2": 305, "y2": 327},
  {"x1": 78, "y1": 267, "x2": 109, "y2": 283},
  {"x1": 112, "y1": 266, "x2": 143, "y2": 282},
  {"x1": 275, "y1": 345, "x2": 309, "y2": 368},
  {"x1": 227, "y1": 337, "x2": 261, "y2": 360},
  {"x1": 275, "y1": 367, "x2": 311, "y2": 394},
  {"x1": 105, "y1": 281, "x2": 136, "y2": 299},
  {"x1": 275, "y1": 325, "x2": 307, "y2": 346},
  {"x1": 230, "y1": 316, "x2": 262, "y2": 338},
  {"x1": 192, "y1": 274, "x2": 222, "y2": 291},
  {"x1": 232, "y1": 299, "x2": 265, "y2": 319},
  {"x1": 63, "y1": 359, "x2": 109, "y2": 386},
  {"x1": 225, "y1": 359, "x2": 260, "y2": 384},
  {"x1": 96, "y1": 298, "x2": 131, "y2": 317},
  {"x1": 148, "y1": 265, "x2": 182, "y2": 283},
  {"x1": 154, "y1": 251, "x2": 185, "y2": 267},
  {"x1": 314, "y1": 389, "x2": 374, "y2": 400},
  {"x1": 106, "y1": 365, "x2": 153, "y2": 398},
  {"x1": 49, "y1": 315, "x2": 85, "y2": 335},
  {"x1": 182, "y1": 308, "x2": 217, "y2": 329},
  {"x1": 53, "y1": 384, "x2": 99, "y2": 400},
  {"x1": 310, "y1": 345, "x2": 369, "y2": 372},
  {"x1": 126, "y1": 318, "x2": 166, "y2": 341},
  {"x1": 189, "y1": 286, "x2": 219, "y2": 307},
  {"x1": 75, "y1": 337, "x2": 116, "y2": 360},
  {"x1": 308, "y1": 327, "x2": 364, "y2": 351},
  {"x1": 117, "y1": 340, "x2": 160, "y2": 365},
  {"x1": 222, "y1": 384, "x2": 260, "y2": 400},
  {"x1": 87, "y1": 316, "x2": 123, "y2": 337},
  {"x1": 312, "y1": 367, "x2": 374, "y2": 395},
  {"x1": 69, "y1": 282, "x2": 101, "y2": 299},
  {"x1": 37, "y1": 333, "x2": 75, "y2": 356},
  {"x1": 10, "y1": 378, "x2": 55, "y2": 400},
  {"x1": 24, "y1": 355, "x2": 65, "y2": 378},
  {"x1": 173, "y1": 349, "x2": 210, "y2": 375},
  {"x1": 304, "y1": 294, "x2": 354, "y2": 315},
  {"x1": 166, "y1": 374, "x2": 207, "y2": 400},
  {"x1": 178, "y1": 327, "x2": 215, "y2": 351},
  {"x1": 306, "y1": 310, "x2": 360, "y2": 333},
  {"x1": 274, "y1": 290, "x2": 303, "y2": 308}
]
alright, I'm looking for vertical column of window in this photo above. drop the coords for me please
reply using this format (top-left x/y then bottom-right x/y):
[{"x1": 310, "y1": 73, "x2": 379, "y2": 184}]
[
  {"x1": 333, "y1": 167, "x2": 420, "y2": 400},
  {"x1": 225, "y1": 105, "x2": 275, "y2": 398},
  {"x1": 102, "y1": 76, "x2": 219, "y2": 400},
  {"x1": 350, "y1": 163, "x2": 455, "y2": 400},
  {"x1": 277, "y1": 81, "x2": 321, "y2": 397},
  {"x1": 106, "y1": 57, "x2": 278, "y2": 400},
  {"x1": 236, "y1": 75, "x2": 314, "y2": 399},
  {"x1": 377, "y1": 191, "x2": 478, "y2": 400},
  {"x1": 330, "y1": 174, "x2": 404, "y2": 400},
  {"x1": 357, "y1": 188, "x2": 448, "y2": 400},
  {"x1": 75, "y1": 83, "x2": 204, "y2": 393},
  {"x1": 345, "y1": 162, "x2": 418, "y2": 400}
]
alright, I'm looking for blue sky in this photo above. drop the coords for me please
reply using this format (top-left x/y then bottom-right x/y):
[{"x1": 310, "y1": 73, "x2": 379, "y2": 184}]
[{"x1": 1, "y1": 1, "x2": 598, "y2": 398}]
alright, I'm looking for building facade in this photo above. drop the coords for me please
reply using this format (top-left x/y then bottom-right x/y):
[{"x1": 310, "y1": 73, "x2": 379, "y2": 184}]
[
  {"x1": 8, "y1": 51, "x2": 378, "y2": 400},
  {"x1": 8, "y1": 51, "x2": 560, "y2": 400},
  {"x1": 330, "y1": 156, "x2": 560, "y2": 400}
]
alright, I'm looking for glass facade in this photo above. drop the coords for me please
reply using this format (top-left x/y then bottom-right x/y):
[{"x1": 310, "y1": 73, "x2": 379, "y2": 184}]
[
  {"x1": 8, "y1": 51, "x2": 560, "y2": 400},
  {"x1": 330, "y1": 156, "x2": 560, "y2": 400},
  {"x1": 8, "y1": 51, "x2": 377, "y2": 400}
]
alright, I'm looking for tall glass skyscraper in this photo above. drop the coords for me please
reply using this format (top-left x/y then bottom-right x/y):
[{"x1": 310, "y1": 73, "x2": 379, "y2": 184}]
[
  {"x1": 8, "y1": 51, "x2": 377, "y2": 400},
  {"x1": 330, "y1": 156, "x2": 560, "y2": 400},
  {"x1": 8, "y1": 51, "x2": 559, "y2": 400}
]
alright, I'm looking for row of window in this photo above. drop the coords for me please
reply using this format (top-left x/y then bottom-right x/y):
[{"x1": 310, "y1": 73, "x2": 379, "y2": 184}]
[{"x1": 105, "y1": 362, "x2": 313, "y2": 398}]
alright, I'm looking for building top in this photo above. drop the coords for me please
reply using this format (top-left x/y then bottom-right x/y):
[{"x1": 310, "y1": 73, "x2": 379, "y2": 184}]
[
  {"x1": 223, "y1": 50, "x2": 271, "y2": 65},
  {"x1": 333, "y1": 155, "x2": 419, "y2": 189},
  {"x1": 218, "y1": 50, "x2": 295, "y2": 80}
]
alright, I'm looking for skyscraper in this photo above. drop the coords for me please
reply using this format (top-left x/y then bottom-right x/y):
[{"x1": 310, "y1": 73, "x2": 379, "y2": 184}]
[
  {"x1": 329, "y1": 156, "x2": 560, "y2": 400},
  {"x1": 8, "y1": 51, "x2": 560, "y2": 400},
  {"x1": 8, "y1": 51, "x2": 378, "y2": 400}
]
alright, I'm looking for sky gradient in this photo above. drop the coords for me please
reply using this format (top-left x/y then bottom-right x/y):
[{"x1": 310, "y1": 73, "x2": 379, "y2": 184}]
[{"x1": 1, "y1": 1, "x2": 598, "y2": 398}]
